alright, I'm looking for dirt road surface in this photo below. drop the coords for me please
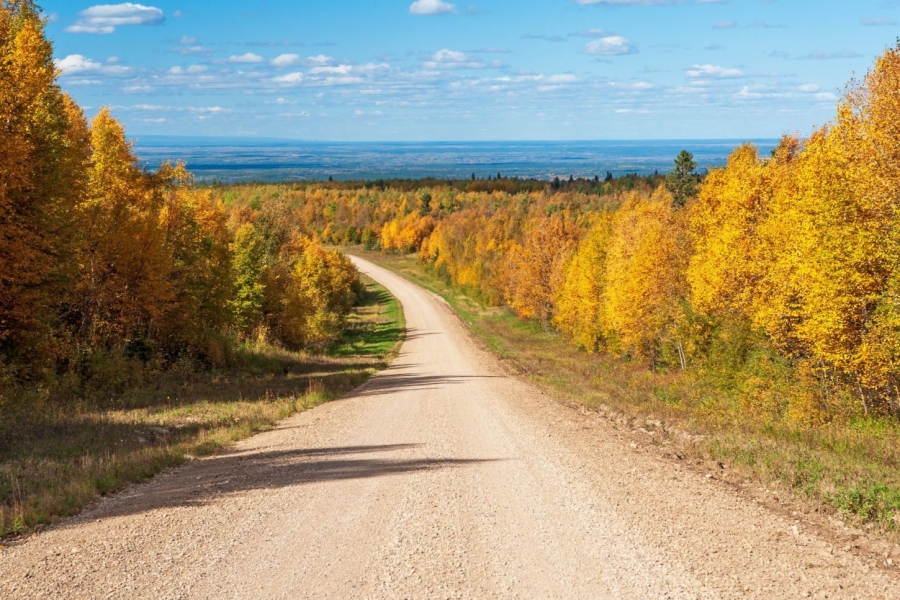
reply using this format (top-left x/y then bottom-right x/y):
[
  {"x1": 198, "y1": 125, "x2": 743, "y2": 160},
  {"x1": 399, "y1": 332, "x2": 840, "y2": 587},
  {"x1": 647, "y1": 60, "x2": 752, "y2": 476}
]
[{"x1": 3, "y1": 255, "x2": 899, "y2": 599}]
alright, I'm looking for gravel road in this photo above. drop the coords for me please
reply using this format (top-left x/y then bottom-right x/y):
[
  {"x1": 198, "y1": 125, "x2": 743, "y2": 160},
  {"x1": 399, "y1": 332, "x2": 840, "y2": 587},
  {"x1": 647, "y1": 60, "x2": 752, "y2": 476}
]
[{"x1": 3, "y1": 255, "x2": 899, "y2": 599}]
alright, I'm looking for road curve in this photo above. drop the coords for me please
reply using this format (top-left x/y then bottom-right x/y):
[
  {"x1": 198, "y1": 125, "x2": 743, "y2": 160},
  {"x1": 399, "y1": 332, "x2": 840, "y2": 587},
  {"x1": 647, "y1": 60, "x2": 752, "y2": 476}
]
[{"x1": 3, "y1": 254, "x2": 899, "y2": 598}]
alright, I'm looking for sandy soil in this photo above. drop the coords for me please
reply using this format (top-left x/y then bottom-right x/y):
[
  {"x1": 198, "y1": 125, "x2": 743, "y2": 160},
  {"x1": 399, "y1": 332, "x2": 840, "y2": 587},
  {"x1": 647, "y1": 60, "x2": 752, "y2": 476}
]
[{"x1": 2, "y1": 255, "x2": 898, "y2": 599}]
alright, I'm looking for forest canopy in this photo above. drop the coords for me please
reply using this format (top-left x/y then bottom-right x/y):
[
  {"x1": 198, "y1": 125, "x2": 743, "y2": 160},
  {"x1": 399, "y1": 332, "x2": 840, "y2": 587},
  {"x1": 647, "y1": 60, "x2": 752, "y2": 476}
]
[{"x1": 0, "y1": 1, "x2": 362, "y2": 414}]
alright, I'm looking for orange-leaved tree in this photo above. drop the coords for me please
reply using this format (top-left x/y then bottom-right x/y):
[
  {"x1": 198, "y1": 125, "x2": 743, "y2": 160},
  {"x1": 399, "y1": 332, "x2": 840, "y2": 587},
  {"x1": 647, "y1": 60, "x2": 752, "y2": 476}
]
[
  {"x1": 0, "y1": 1, "x2": 89, "y2": 364},
  {"x1": 504, "y1": 211, "x2": 582, "y2": 329}
]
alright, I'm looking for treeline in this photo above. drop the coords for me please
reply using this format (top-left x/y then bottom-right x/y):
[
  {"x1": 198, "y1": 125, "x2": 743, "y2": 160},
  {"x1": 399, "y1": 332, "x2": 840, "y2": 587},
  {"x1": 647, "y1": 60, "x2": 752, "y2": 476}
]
[
  {"x1": 212, "y1": 171, "x2": 665, "y2": 198},
  {"x1": 0, "y1": 2, "x2": 360, "y2": 411},
  {"x1": 214, "y1": 45, "x2": 900, "y2": 423},
  {"x1": 430, "y1": 46, "x2": 900, "y2": 421}
]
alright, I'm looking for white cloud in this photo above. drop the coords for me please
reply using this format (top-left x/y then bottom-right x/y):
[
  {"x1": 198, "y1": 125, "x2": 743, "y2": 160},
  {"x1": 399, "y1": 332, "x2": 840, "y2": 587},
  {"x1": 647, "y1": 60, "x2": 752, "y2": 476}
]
[
  {"x1": 66, "y1": 3, "x2": 164, "y2": 34},
  {"x1": 228, "y1": 53, "x2": 265, "y2": 64},
  {"x1": 65, "y1": 78, "x2": 103, "y2": 86},
  {"x1": 168, "y1": 65, "x2": 207, "y2": 75},
  {"x1": 547, "y1": 74, "x2": 577, "y2": 83},
  {"x1": 798, "y1": 83, "x2": 820, "y2": 93},
  {"x1": 124, "y1": 104, "x2": 229, "y2": 114},
  {"x1": 735, "y1": 86, "x2": 763, "y2": 100},
  {"x1": 409, "y1": 0, "x2": 456, "y2": 15},
  {"x1": 55, "y1": 54, "x2": 130, "y2": 75},
  {"x1": 610, "y1": 81, "x2": 655, "y2": 90},
  {"x1": 271, "y1": 53, "x2": 300, "y2": 67},
  {"x1": 304, "y1": 55, "x2": 334, "y2": 66},
  {"x1": 686, "y1": 64, "x2": 744, "y2": 78},
  {"x1": 310, "y1": 65, "x2": 353, "y2": 75},
  {"x1": 815, "y1": 91, "x2": 838, "y2": 101},
  {"x1": 273, "y1": 72, "x2": 304, "y2": 84},
  {"x1": 423, "y1": 49, "x2": 490, "y2": 69},
  {"x1": 584, "y1": 36, "x2": 637, "y2": 55}
]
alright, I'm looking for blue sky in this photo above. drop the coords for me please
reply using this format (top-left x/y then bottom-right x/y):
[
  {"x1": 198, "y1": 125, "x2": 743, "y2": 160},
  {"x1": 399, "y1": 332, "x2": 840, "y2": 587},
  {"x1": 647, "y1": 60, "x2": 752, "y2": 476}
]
[{"x1": 41, "y1": 1, "x2": 900, "y2": 141}]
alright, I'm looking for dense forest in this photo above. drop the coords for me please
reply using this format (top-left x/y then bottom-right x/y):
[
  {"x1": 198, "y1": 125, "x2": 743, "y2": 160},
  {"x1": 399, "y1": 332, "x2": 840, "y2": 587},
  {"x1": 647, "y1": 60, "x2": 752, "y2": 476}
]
[
  {"x1": 0, "y1": 2, "x2": 362, "y2": 415},
  {"x1": 211, "y1": 45, "x2": 900, "y2": 425},
  {"x1": 5, "y1": 0, "x2": 900, "y2": 430}
]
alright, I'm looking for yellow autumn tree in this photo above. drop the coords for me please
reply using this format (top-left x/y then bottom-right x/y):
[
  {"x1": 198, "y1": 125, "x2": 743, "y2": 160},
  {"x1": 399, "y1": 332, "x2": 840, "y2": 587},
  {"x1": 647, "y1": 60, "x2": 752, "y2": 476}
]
[
  {"x1": 747, "y1": 45, "x2": 900, "y2": 415},
  {"x1": 157, "y1": 173, "x2": 234, "y2": 359},
  {"x1": 687, "y1": 138, "x2": 799, "y2": 319},
  {"x1": 0, "y1": 2, "x2": 89, "y2": 361},
  {"x1": 75, "y1": 108, "x2": 174, "y2": 349},
  {"x1": 553, "y1": 214, "x2": 613, "y2": 352},
  {"x1": 505, "y1": 212, "x2": 582, "y2": 329},
  {"x1": 604, "y1": 187, "x2": 691, "y2": 365},
  {"x1": 275, "y1": 236, "x2": 361, "y2": 349}
]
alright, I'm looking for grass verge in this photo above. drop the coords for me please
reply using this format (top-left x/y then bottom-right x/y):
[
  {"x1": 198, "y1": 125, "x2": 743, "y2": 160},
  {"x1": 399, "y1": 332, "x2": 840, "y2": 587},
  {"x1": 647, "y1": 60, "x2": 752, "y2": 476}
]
[
  {"x1": 351, "y1": 248, "x2": 900, "y2": 538},
  {"x1": 0, "y1": 276, "x2": 403, "y2": 538}
]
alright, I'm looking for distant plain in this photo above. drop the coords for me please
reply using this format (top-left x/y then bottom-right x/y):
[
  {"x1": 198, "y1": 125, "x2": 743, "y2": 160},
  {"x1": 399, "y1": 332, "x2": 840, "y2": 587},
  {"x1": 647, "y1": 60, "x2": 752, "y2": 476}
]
[{"x1": 130, "y1": 138, "x2": 779, "y2": 183}]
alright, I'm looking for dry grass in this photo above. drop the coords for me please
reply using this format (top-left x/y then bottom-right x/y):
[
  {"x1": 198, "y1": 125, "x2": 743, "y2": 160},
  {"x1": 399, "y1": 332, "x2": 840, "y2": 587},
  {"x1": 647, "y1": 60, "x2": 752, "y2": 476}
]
[
  {"x1": 0, "y1": 277, "x2": 403, "y2": 537},
  {"x1": 353, "y1": 249, "x2": 900, "y2": 536}
]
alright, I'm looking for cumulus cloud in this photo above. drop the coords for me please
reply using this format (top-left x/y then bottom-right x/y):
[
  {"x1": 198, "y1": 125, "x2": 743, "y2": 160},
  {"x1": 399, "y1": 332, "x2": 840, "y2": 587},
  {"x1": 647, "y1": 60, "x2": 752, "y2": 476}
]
[
  {"x1": 271, "y1": 54, "x2": 335, "y2": 67},
  {"x1": 228, "y1": 52, "x2": 265, "y2": 64},
  {"x1": 66, "y1": 3, "x2": 164, "y2": 34},
  {"x1": 271, "y1": 54, "x2": 300, "y2": 67},
  {"x1": 273, "y1": 72, "x2": 305, "y2": 84},
  {"x1": 735, "y1": 86, "x2": 763, "y2": 100},
  {"x1": 304, "y1": 54, "x2": 334, "y2": 66},
  {"x1": 174, "y1": 36, "x2": 209, "y2": 55},
  {"x1": 409, "y1": 0, "x2": 456, "y2": 15},
  {"x1": 686, "y1": 64, "x2": 744, "y2": 78},
  {"x1": 168, "y1": 65, "x2": 208, "y2": 75},
  {"x1": 610, "y1": 80, "x2": 655, "y2": 90},
  {"x1": 310, "y1": 65, "x2": 354, "y2": 75},
  {"x1": 583, "y1": 36, "x2": 637, "y2": 55},
  {"x1": 55, "y1": 54, "x2": 130, "y2": 75},
  {"x1": 423, "y1": 49, "x2": 490, "y2": 69}
]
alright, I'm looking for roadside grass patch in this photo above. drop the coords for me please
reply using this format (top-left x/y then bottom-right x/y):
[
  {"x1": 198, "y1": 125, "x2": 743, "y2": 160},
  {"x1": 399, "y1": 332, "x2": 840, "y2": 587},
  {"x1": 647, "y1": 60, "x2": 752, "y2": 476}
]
[
  {"x1": 0, "y1": 279, "x2": 404, "y2": 538},
  {"x1": 329, "y1": 275, "x2": 404, "y2": 360}
]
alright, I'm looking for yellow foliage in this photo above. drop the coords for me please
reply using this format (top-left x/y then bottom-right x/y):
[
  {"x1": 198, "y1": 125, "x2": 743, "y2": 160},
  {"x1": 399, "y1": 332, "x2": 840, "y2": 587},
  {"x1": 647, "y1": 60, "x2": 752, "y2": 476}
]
[
  {"x1": 604, "y1": 188, "x2": 690, "y2": 362},
  {"x1": 505, "y1": 213, "x2": 581, "y2": 327},
  {"x1": 687, "y1": 139, "x2": 798, "y2": 318},
  {"x1": 380, "y1": 211, "x2": 434, "y2": 254},
  {"x1": 276, "y1": 237, "x2": 361, "y2": 349},
  {"x1": 553, "y1": 214, "x2": 613, "y2": 351},
  {"x1": 76, "y1": 108, "x2": 175, "y2": 347},
  {"x1": 0, "y1": 5, "x2": 88, "y2": 355}
]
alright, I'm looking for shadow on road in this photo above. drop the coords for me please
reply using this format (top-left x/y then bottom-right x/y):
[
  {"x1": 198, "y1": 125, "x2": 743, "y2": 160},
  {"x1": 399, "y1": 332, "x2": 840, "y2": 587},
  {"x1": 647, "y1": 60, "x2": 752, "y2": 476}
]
[
  {"x1": 404, "y1": 327, "x2": 440, "y2": 342},
  {"x1": 354, "y1": 373, "x2": 503, "y2": 397},
  {"x1": 72, "y1": 444, "x2": 505, "y2": 523}
]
